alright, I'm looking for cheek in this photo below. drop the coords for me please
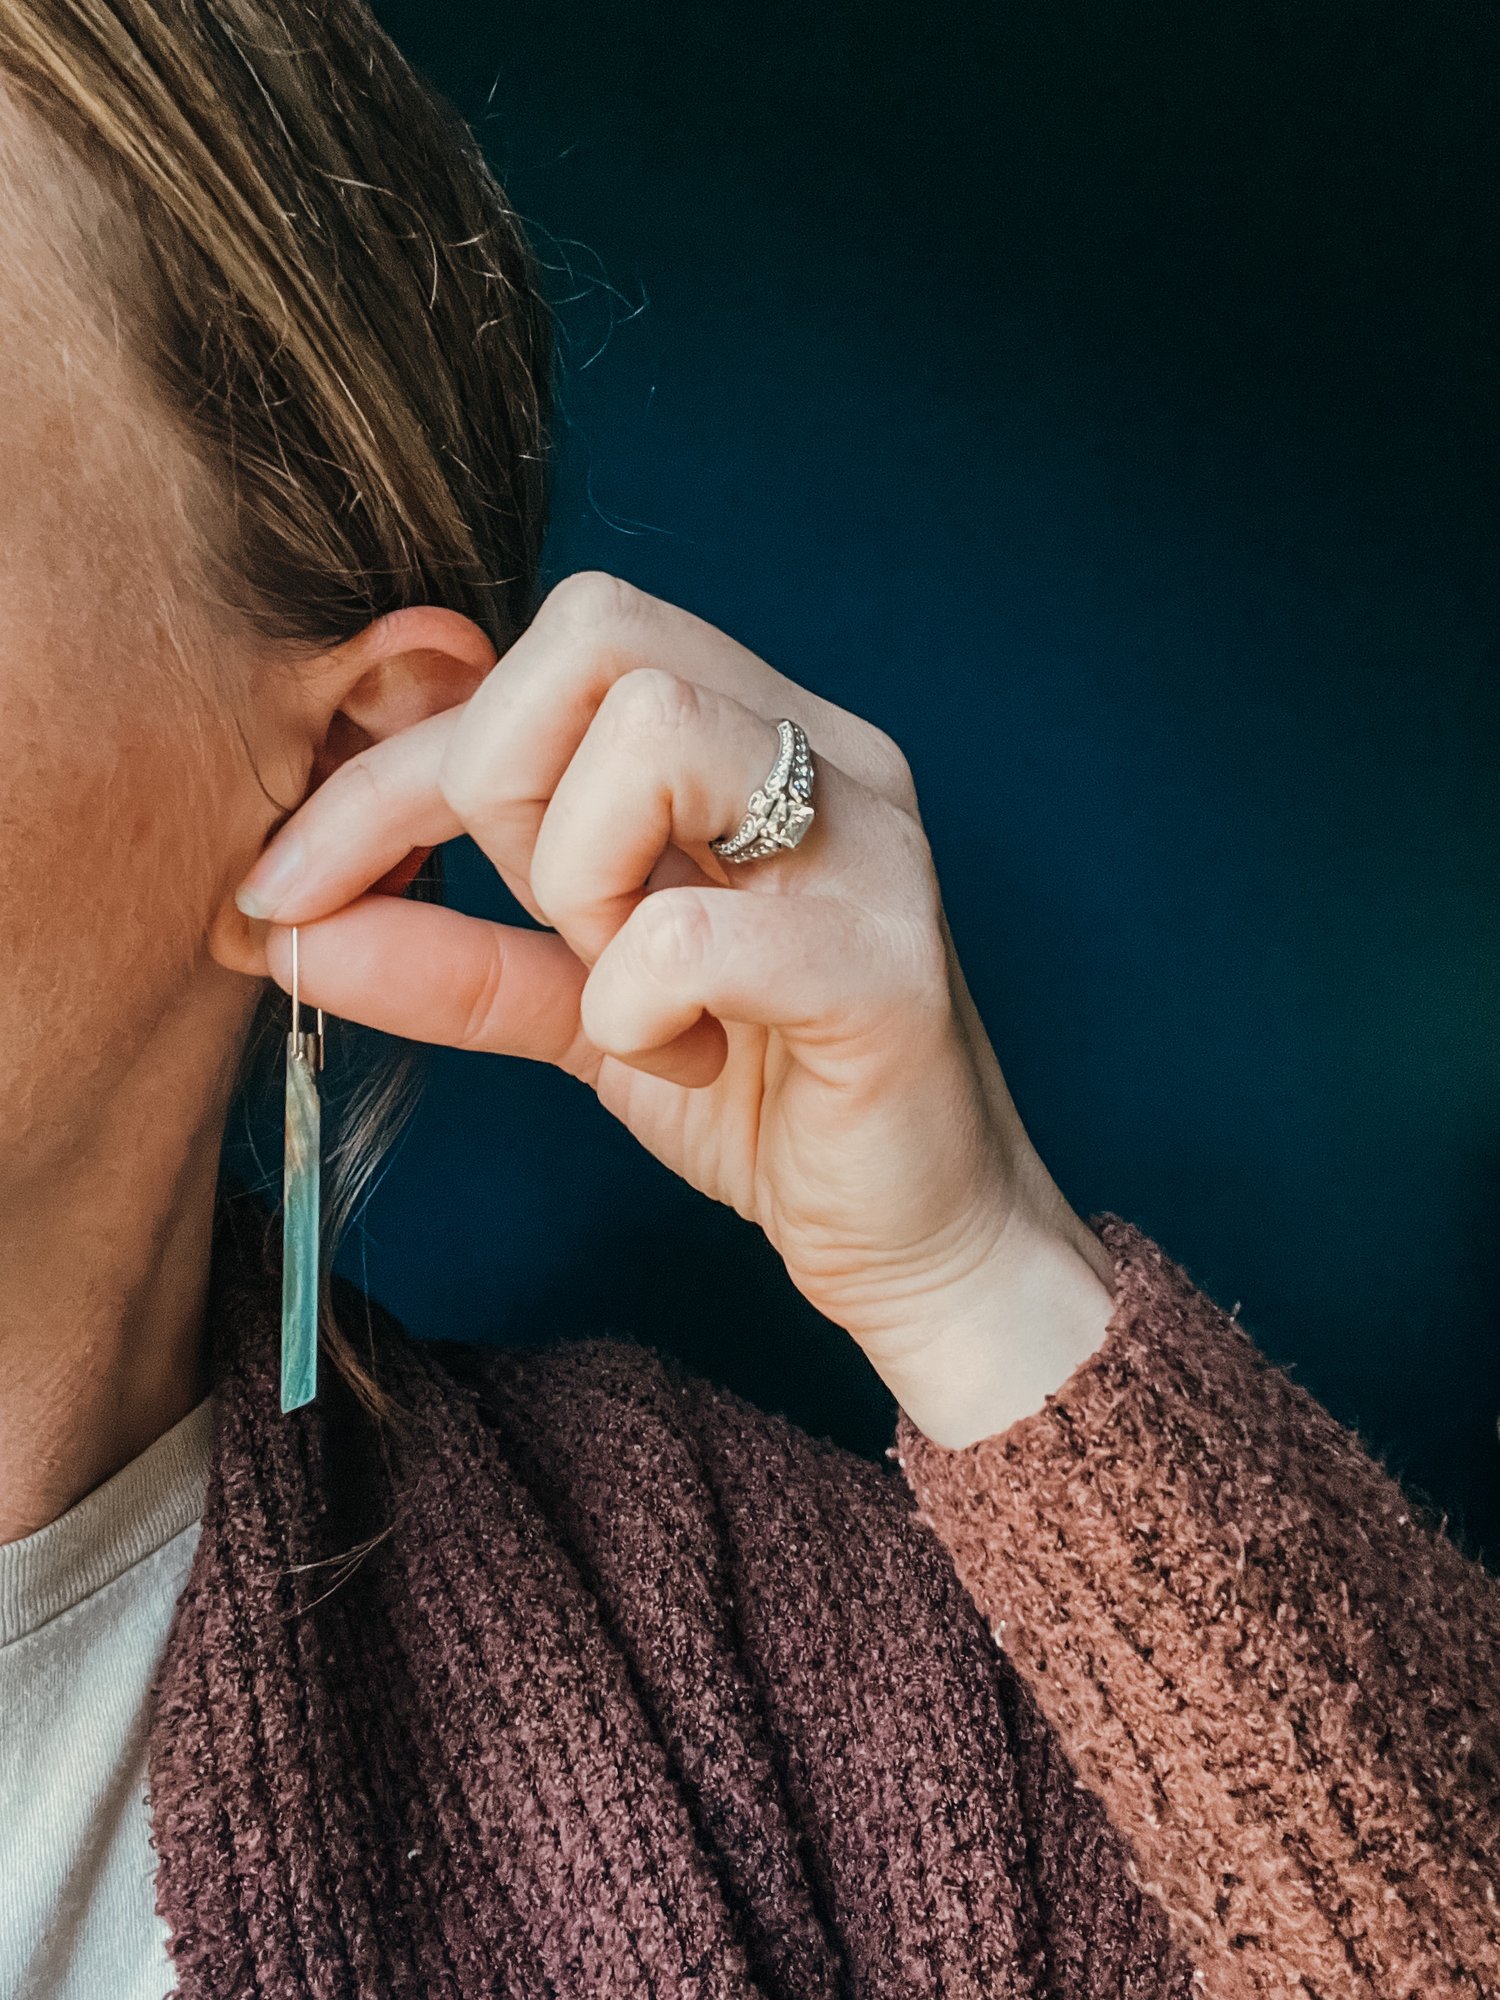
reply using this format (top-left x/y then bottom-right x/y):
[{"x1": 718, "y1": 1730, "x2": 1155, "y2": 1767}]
[
  {"x1": 0, "y1": 625, "x2": 253, "y2": 1163},
  {"x1": 0, "y1": 302, "x2": 274, "y2": 1179}
]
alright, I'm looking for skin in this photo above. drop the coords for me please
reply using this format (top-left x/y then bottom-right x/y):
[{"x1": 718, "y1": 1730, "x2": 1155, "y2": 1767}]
[{"x1": 0, "y1": 99, "x2": 1114, "y2": 1548}]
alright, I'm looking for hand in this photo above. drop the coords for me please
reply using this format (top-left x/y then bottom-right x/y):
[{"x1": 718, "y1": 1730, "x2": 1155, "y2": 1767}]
[{"x1": 217, "y1": 574, "x2": 1115, "y2": 1445}]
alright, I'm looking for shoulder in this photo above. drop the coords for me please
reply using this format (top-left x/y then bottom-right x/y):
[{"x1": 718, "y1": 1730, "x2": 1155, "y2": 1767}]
[
  {"x1": 400, "y1": 1331, "x2": 1020, "y2": 1801},
  {"x1": 409, "y1": 1329, "x2": 965, "y2": 1616},
  {"x1": 415, "y1": 1327, "x2": 899, "y2": 1508}
]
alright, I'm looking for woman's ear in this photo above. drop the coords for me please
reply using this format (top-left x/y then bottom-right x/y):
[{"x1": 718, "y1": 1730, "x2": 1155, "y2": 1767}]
[
  {"x1": 307, "y1": 603, "x2": 499, "y2": 788},
  {"x1": 207, "y1": 605, "x2": 498, "y2": 980}
]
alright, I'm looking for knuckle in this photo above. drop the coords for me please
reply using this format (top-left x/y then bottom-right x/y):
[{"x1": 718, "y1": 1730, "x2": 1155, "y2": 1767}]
[
  {"x1": 330, "y1": 747, "x2": 387, "y2": 814},
  {"x1": 867, "y1": 812, "x2": 947, "y2": 996},
  {"x1": 879, "y1": 911, "x2": 950, "y2": 1023},
  {"x1": 542, "y1": 569, "x2": 641, "y2": 637},
  {"x1": 527, "y1": 832, "x2": 572, "y2": 924},
  {"x1": 599, "y1": 666, "x2": 699, "y2": 743},
  {"x1": 860, "y1": 721, "x2": 919, "y2": 807},
  {"x1": 630, "y1": 889, "x2": 713, "y2": 973},
  {"x1": 909, "y1": 920, "x2": 952, "y2": 1009},
  {"x1": 456, "y1": 933, "x2": 508, "y2": 1052},
  {"x1": 889, "y1": 794, "x2": 938, "y2": 876},
  {"x1": 436, "y1": 740, "x2": 487, "y2": 822},
  {"x1": 867, "y1": 792, "x2": 939, "y2": 904}
]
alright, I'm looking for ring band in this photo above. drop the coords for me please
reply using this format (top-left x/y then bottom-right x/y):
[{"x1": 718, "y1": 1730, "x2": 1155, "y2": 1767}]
[{"x1": 709, "y1": 717, "x2": 816, "y2": 863}]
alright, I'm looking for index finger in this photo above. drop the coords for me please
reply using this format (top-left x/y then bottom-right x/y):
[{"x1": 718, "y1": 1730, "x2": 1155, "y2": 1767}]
[{"x1": 235, "y1": 703, "x2": 467, "y2": 923}]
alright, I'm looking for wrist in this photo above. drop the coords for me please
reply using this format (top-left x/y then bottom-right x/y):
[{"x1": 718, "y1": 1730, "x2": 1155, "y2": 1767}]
[{"x1": 872, "y1": 1196, "x2": 1117, "y2": 1450}]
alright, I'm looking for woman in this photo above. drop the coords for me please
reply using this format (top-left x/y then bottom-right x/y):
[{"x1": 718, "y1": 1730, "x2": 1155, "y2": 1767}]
[{"x1": 0, "y1": 3, "x2": 1493, "y2": 1996}]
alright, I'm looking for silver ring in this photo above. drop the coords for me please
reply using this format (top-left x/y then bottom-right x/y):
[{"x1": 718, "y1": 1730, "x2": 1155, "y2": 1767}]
[{"x1": 709, "y1": 717, "x2": 816, "y2": 864}]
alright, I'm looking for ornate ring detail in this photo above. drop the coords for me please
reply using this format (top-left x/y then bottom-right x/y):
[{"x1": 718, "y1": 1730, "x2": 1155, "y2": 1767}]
[{"x1": 709, "y1": 718, "x2": 817, "y2": 864}]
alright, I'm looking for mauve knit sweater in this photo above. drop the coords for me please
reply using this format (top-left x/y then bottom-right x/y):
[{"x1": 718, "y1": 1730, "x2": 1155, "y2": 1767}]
[{"x1": 145, "y1": 1193, "x2": 1500, "y2": 1999}]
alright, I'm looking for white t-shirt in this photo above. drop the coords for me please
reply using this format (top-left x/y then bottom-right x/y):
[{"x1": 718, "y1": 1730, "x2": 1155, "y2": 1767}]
[{"x1": 0, "y1": 1397, "x2": 213, "y2": 1999}]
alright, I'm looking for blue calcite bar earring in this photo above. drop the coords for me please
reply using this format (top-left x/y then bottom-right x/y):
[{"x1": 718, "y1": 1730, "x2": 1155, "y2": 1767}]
[{"x1": 281, "y1": 925, "x2": 324, "y2": 1413}]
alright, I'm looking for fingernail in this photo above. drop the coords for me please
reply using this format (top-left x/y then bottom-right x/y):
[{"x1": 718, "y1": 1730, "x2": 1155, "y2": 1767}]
[{"x1": 234, "y1": 834, "x2": 305, "y2": 918}]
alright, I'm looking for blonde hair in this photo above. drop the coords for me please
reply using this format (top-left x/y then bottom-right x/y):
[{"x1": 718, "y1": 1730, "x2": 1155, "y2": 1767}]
[{"x1": 0, "y1": 0, "x2": 554, "y2": 1413}]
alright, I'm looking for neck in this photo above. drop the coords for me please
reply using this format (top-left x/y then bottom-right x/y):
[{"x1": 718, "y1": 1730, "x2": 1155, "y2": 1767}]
[{"x1": 0, "y1": 995, "x2": 253, "y2": 1544}]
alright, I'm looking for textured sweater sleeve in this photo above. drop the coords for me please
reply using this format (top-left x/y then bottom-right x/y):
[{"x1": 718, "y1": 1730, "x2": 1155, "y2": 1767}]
[{"x1": 894, "y1": 1212, "x2": 1500, "y2": 1999}]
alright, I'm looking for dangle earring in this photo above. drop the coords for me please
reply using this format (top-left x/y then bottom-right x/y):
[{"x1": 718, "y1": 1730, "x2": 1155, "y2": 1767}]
[{"x1": 281, "y1": 924, "x2": 324, "y2": 1413}]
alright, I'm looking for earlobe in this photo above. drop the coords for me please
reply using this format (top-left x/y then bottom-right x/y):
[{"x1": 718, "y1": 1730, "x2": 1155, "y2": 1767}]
[
  {"x1": 206, "y1": 841, "x2": 437, "y2": 980},
  {"x1": 206, "y1": 897, "x2": 271, "y2": 980}
]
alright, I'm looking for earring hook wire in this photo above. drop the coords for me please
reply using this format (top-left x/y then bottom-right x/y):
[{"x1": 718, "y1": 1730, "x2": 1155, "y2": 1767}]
[{"x1": 289, "y1": 925, "x2": 325, "y2": 1063}]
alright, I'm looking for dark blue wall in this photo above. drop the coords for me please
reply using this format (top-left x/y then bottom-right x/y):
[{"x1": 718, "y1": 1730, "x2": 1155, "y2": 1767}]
[{"x1": 240, "y1": 3, "x2": 1500, "y2": 1550}]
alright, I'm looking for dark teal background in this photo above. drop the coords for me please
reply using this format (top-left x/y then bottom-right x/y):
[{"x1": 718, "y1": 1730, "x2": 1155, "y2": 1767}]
[{"x1": 234, "y1": 3, "x2": 1500, "y2": 1551}]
